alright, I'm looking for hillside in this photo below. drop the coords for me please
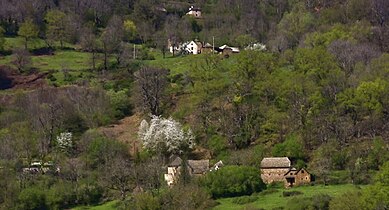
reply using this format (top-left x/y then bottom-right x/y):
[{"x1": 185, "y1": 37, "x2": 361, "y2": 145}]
[{"x1": 0, "y1": 0, "x2": 389, "y2": 209}]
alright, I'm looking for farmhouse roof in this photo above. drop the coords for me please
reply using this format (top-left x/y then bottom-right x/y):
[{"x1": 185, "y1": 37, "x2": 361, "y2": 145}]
[
  {"x1": 168, "y1": 157, "x2": 182, "y2": 167},
  {"x1": 284, "y1": 167, "x2": 297, "y2": 176},
  {"x1": 188, "y1": 160, "x2": 209, "y2": 174},
  {"x1": 189, "y1": 6, "x2": 201, "y2": 11},
  {"x1": 168, "y1": 157, "x2": 209, "y2": 174},
  {"x1": 261, "y1": 157, "x2": 291, "y2": 168},
  {"x1": 204, "y1": 43, "x2": 213, "y2": 48}
]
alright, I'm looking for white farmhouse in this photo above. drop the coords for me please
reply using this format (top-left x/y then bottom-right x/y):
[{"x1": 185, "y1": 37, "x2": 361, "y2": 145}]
[
  {"x1": 186, "y1": 6, "x2": 201, "y2": 18},
  {"x1": 184, "y1": 41, "x2": 202, "y2": 54}
]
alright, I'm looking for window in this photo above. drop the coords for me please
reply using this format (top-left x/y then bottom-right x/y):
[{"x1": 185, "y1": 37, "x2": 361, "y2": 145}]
[
  {"x1": 301, "y1": 170, "x2": 304, "y2": 173},
  {"x1": 290, "y1": 173, "x2": 293, "y2": 175}
]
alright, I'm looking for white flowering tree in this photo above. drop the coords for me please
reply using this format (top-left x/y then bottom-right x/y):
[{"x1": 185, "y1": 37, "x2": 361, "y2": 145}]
[
  {"x1": 56, "y1": 132, "x2": 73, "y2": 153},
  {"x1": 138, "y1": 116, "x2": 195, "y2": 156}
]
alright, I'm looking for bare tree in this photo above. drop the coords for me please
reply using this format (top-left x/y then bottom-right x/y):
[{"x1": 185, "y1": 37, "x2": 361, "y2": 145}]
[
  {"x1": 328, "y1": 40, "x2": 380, "y2": 76},
  {"x1": 99, "y1": 155, "x2": 134, "y2": 200},
  {"x1": 134, "y1": 67, "x2": 169, "y2": 115},
  {"x1": 101, "y1": 15, "x2": 124, "y2": 70},
  {"x1": 12, "y1": 48, "x2": 32, "y2": 73},
  {"x1": 371, "y1": 0, "x2": 389, "y2": 26},
  {"x1": 79, "y1": 26, "x2": 99, "y2": 71}
]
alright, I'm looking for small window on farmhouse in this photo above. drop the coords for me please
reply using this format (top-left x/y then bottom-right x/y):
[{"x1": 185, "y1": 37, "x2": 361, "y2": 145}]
[
  {"x1": 306, "y1": 177, "x2": 308, "y2": 180},
  {"x1": 290, "y1": 173, "x2": 293, "y2": 175},
  {"x1": 191, "y1": 47, "x2": 193, "y2": 50},
  {"x1": 301, "y1": 170, "x2": 304, "y2": 173}
]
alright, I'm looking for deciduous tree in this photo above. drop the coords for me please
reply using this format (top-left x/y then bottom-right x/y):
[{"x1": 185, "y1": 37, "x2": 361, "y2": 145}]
[{"x1": 18, "y1": 19, "x2": 39, "y2": 50}]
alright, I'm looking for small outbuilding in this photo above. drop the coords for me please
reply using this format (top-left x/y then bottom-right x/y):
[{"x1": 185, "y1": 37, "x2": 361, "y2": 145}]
[
  {"x1": 284, "y1": 168, "x2": 311, "y2": 188},
  {"x1": 164, "y1": 157, "x2": 209, "y2": 186}
]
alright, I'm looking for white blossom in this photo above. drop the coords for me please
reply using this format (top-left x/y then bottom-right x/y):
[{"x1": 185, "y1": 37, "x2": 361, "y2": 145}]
[
  {"x1": 138, "y1": 115, "x2": 195, "y2": 155},
  {"x1": 245, "y1": 43, "x2": 266, "y2": 51},
  {"x1": 56, "y1": 132, "x2": 73, "y2": 153}
]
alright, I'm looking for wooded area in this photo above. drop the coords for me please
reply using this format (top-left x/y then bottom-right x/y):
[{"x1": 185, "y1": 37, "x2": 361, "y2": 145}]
[{"x1": 0, "y1": 0, "x2": 388, "y2": 209}]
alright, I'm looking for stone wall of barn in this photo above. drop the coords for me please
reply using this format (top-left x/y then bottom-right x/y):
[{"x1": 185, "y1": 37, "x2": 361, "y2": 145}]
[
  {"x1": 261, "y1": 168, "x2": 290, "y2": 183},
  {"x1": 294, "y1": 169, "x2": 311, "y2": 186}
]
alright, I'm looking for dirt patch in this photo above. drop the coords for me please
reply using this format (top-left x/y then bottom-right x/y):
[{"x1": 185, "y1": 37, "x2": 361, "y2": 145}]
[
  {"x1": 99, "y1": 114, "x2": 143, "y2": 155},
  {"x1": 0, "y1": 66, "x2": 48, "y2": 90}
]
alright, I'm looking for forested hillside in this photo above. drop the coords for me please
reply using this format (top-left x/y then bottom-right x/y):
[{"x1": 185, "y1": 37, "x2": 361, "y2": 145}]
[{"x1": 0, "y1": 0, "x2": 388, "y2": 209}]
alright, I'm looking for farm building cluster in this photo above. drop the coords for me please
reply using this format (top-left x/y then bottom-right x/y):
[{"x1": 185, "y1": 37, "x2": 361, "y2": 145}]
[
  {"x1": 164, "y1": 156, "x2": 311, "y2": 188},
  {"x1": 168, "y1": 39, "x2": 240, "y2": 56},
  {"x1": 260, "y1": 157, "x2": 311, "y2": 187}
]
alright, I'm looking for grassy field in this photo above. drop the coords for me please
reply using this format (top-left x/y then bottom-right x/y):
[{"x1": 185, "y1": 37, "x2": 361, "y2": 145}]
[
  {"x1": 72, "y1": 200, "x2": 119, "y2": 210},
  {"x1": 213, "y1": 184, "x2": 362, "y2": 210},
  {"x1": 146, "y1": 51, "x2": 239, "y2": 75},
  {"x1": 1, "y1": 36, "x2": 238, "y2": 87},
  {"x1": 70, "y1": 184, "x2": 362, "y2": 210},
  {"x1": 4, "y1": 37, "x2": 75, "y2": 51}
]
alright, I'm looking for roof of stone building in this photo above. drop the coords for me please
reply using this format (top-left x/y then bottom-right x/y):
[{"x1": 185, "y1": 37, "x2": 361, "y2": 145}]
[
  {"x1": 168, "y1": 157, "x2": 209, "y2": 174},
  {"x1": 261, "y1": 157, "x2": 291, "y2": 168},
  {"x1": 188, "y1": 160, "x2": 209, "y2": 174},
  {"x1": 168, "y1": 157, "x2": 183, "y2": 167}
]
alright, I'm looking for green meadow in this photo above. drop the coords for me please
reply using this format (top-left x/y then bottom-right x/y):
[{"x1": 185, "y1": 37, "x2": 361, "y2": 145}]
[{"x1": 213, "y1": 184, "x2": 362, "y2": 210}]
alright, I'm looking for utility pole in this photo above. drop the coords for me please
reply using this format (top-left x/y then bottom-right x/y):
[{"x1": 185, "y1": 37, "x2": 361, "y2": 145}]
[
  {"x1": 212, "y1": 36, "x2": 215, "y2": 54},
  {"x1": 133, "y1": 44, "x2": 136, "y2": 59}
]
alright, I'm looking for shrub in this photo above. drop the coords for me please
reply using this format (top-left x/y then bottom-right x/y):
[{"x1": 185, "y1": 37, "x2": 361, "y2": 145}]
[
  {"x1": 45, "y1": 182, "x2": 76, "y2": 210},
  {"x1": 311, "y1": 193, "x2": 331, "y2": 210},
  {"x1": 232, "y1": 195, "x2": 258, "y2": 205},
  {"x1": 330, "y1": 191, "x2": 361, "y2": 210},
  {"x1": 17, "y1": 187, "x2": 47, "y2": 210},
  {"x1": 258, "y1": 189, "x2": 279, "y2": 196},
  {"x1": 159, "y1": 184, "x2": 217, "y2": 210},
  {"x1": 201, "y1": 165, "x2": 266, "y2": 198},
  {"x1": 282, "y1": 191, "x2": 303, "y2": 197},
  {"x1": 208, "y1": 135, "x2": 228, "y2": 157},
  {"x1": 285, "y1": 197, "x2": 311, "y2": 210}
]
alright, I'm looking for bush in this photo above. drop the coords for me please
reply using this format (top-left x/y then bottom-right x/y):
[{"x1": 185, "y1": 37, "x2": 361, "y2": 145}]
[
  {"x1": 232, "y1": 195, "x2": 258, "y2": 205},
  {"x1": 282, "y1": 191, "x2": 303, "y2": 197},
  {"x1": 17, "y1": 187, "x2": 47, "y2": 210},
  {"x1": 208, "y1": 135, "x2": 228, "y2": 157},
  {"x1": 159, "y1": 184, "x2": 217, "y2": 210},
  {"x1": 201, "y1": 165, "x2": 266, "y2": 198},
  {"x1": 311, "y1": 194, "x2": 332, "y2": 210},
  {"x1": 330, "y1": 191, "x2": 361, "y2": 210},
  {"x1": 45, "y1": 182, "x2": 76, "y2": 210},
  {"x1": 258, "y1": 189, "x2": 279, "y2": 196},
  {"x1": 285, "y1": 197, "x2": 311, "y2": 210}
]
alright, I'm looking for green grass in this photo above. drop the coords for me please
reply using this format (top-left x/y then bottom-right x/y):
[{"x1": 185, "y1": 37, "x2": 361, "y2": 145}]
[
  {"x1": 71, "y1": 200, "x2": 119, "y2": 210},
  {"x1": 0, "y1": 50, "x2": 94, "y2": 71},
  {"x1": 4, "y1": 37, "x2": 75, "y2": 51},
  {"x1": 145, "y1": 51, "x2": 239, "y2": 75},
  {"x1": 31, "y1": 51, "x2": 94, "y2": 71},
  {"x1": 213, "y1": 184, "x2": 363, "y2": 210}
]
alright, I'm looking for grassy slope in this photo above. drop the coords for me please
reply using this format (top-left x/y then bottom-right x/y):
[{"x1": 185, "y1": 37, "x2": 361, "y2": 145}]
[
  {"x1": 71, "y1": 200, "x2": 119, "y2": 210},
  {"x1": 213, "y1": 184, "x2": 362, "y2": 210},
  {"x1": 71, "y1": 184, "x2": 363, "y2": 210},
  {"x1": 146, "y1": 51, "x2": 238, "y2": 75}
]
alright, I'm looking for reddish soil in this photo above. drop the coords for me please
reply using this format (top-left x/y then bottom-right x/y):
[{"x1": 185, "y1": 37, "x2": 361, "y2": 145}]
[
  {"x1": 0, "y1": 66, "x2": 48, "y2": 90},
  {"x1": 99, "y1": 114, "x2": 143, "y2": 155}
]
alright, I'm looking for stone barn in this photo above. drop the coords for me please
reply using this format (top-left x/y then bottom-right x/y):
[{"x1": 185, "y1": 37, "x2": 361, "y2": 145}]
[
  {"x1": 260, "y1": 157, "x2": 291, "y2": 184},
  {"x1": 284, "y1": 168, "x2": 311, "y2": 187},
  {"x1": 164, "y1": 157, "x2": 209, "y2": 186}
]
